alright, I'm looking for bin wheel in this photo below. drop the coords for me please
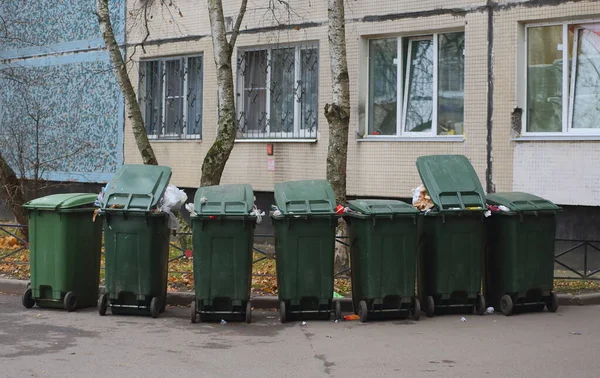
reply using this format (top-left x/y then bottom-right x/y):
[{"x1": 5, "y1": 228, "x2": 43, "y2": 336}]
[
  {"x1": 98, "y1": 293, "x2": 108, "y2": 316},
  {"x1": 22, "y1": 287, "x2": 35, "y2": 309},
  {"x1": 245, "y1": 301, "x2": 252, "y2": 324},
  {"x1": 412, "y1": 298, "x2": 421, "y2": 321},
  {"x1": 500, "y1": 295, "x2": 513, "y2": 316},
  {"x1": 358, "y1": 300, "x2": 368, "y2": 323},
  {"x1": 426, "y1": 296, "x2": 435, "y2": 318},
  {"x1": 190, "y1": 300, "x2": 197, "y2": 324},
  {"x1": 547, "y1": 292, "x2": 559, "y2": 313},
  {"x1": 475, "y1": 293, "x2": 486, "y2": 316},
  {"x1": 279, "y1": 301, "x2": 286, "y2": 324},
  {"x1": 150, "y1": 297, "x2": 160, "y2": 318},
  {"x1": 334, "y1": 300, "x2": 341, "y2": 321},
  {"x1": 64, "y1": 292, "x2": 77, "y2": 312}
]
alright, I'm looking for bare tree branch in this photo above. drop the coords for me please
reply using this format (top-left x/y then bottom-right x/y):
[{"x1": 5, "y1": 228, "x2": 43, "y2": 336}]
[{"x1": 228, "y1": 0, "x2": 248, "y2": 51}]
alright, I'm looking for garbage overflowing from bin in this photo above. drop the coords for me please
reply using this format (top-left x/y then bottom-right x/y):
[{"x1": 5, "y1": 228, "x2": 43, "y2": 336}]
[
  {"x1": 96, "y1": 164, "x2": 183, "y2": 318},
  {"x1": 22, "y1": 194, "x2": 103, "y2": 311},
  {"x1": 189, "y1": 184, "x2": 258, "y2": 323}
]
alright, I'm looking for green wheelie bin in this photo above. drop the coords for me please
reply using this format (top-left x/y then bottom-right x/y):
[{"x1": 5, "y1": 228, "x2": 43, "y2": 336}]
[
  {"x1": 190, "y1": 184, "x2": 256, "y2": 323},
  {"x1": 97, "y1": 164, "x2": 172, "y2": 318},
  {"x1": 416, "y1": 155, "x2": 487, "y2": 317},
  {"x1": 21, "y1": 194, "x2": 103, "y2": 311},
  {"x1": 345, "y1": 199, "x2": 420, "y2": 322},
  {"x1": 485, "y1": 192, "x2": 560, "y2": 316},
  {"x1": 272, "y1": 180, "x2": 341, "y2": 323}
]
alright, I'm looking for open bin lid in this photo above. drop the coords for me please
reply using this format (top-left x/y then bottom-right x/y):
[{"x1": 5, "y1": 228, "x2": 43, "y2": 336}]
[
  {"x1": 347, "y1": 199, "x2": 418, "y2": 217},
  {"x1": 101, "y1": 164, "x2": 172, "y2": 211},
  {"x1": 274, "y1": 180, "x2": 336, "y2": 215},
  {"x1": 416, "y1": 155, "x2": 486, "y2": 211},
  {"x1": 194, "y1": 184, "x2": 254, "y2": 216},
  {"x1": 486, "y1": 192, "x2": 560, "y2": 213},
  {"x1": 24, "y1": 193, "x2": 98, "y2": 211}
]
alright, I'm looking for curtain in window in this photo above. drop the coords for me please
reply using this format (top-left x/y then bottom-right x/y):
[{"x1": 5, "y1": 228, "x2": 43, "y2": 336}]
[
  {"x1": 270, "y1": 48, "x2": 296, "y2": 133},
  {"x1": 187, "y1": 57, "x2": 203, "y2": 137},
  {"x1": 404, "y1": 39, "x2": 433, "y2": 133},
  {"x1": 300, "y1": 48, "x2": 319, "y2": 134}
]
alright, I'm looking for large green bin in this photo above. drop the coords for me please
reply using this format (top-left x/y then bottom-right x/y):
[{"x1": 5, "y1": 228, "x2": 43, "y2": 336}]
[
  {"x1": 272, "y1": 180, "x2": 340, "y2": 323},
  {"x1": 190, "y1": 184, "x2": 256, "y2": 323},
  {"x1": 97, "y1": 164, "x2": 172, "y2": 318},
  {"x1": 345, "y1": 199, "x2": 420, "y2": 322},
  {"x1": 485, "y1": 192, "x2": 560, "y2": 316},
  {"x1": 21, "y1": 194, "x2": 103, "y2": 311},
  {"x1": 416, "y1": 155, "x2": 487, "y2": 317}
]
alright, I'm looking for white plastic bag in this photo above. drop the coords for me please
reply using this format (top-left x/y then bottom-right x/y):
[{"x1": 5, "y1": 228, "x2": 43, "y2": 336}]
[
  {"x1": 159, "y1": 185, "x2": 188, "y2": 230},
  {"x1": 411, "y1": 185, "x2": 424, "y2": 206}
]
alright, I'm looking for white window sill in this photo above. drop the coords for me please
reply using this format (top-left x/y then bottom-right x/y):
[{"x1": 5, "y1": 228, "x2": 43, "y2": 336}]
[
  {"x1": 357, "y1": 135, "x2": 465, "y2": 142},
  {"x1": 513, "y1": 135, "x2": 600, "y2": 142},
  {"x1": 148, "y1": 138, "x2": 202, "y2": 143},
  {"x1": 235, "y1": 139, "x2": 318, "y2": 143}
]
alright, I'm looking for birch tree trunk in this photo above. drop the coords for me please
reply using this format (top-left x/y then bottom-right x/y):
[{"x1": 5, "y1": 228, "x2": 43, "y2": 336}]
[
  {"x1": 96, "y1": 0, "x2": 158, "y2": 166},
  {"x1": 200, "y1": 0, "x2": 248, "y2": 186},
  {"x1": 325, "y1": 0, "x2": 351, "y2": 270}
]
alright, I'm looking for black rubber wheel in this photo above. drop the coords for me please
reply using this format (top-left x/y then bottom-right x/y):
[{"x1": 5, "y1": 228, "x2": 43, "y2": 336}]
[
  {"x1": 426, "y1": 296, "x2": 435, "y2": 318},
  {"x1": 475, "y1": 293, "x2": 486, "y2": 316},
  {"x1": 412, "y1": 298, "x2": 421, "y2": 321},
  {"x1": 547, "y1": 292, "x2": 559, "y2": 313},
  {"x1": 245, "y1": 301, "x2": 252, "y2": 324},
  {"x1": 22, "y1": 287, "x2": 35, "y2": 309},
  {"x1": 98, "y1": 293, "x2": 108, "y2": 316},
  {"x1": 334, "y1": 300, "x2": 341, "y2": 321},
  {"x1": 190, "y1": 300, "x2": 197, "y2": 324},
  {"x1": 358, "y1": 300, "x2": 368, "y2": 323},
  {"x1": 500, "y1": 294, "x2": 513, "y2": 316},
  {"x1": 63, "y1": 291, "x2": 77, "y2": 312},
  {"x1": 150, "y1": 297, "x2": 160, "y2": 319},
  {"x1": 279, "y1": 301, "x2": 286, "y2": 324}
]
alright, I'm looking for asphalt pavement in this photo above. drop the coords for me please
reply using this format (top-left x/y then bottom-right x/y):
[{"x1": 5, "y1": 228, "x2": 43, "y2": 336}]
[{"x1": 1, "y1": 293, "x2": 599, "y2": 378}]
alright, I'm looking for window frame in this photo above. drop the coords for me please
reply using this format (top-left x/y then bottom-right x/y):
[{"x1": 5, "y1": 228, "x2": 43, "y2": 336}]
[
  {"x1": 236, "y1": 43, "x2": 319, "y2": 140},
  {"x1": 139, "y1": 54, "x2": 203, "y2": 140},
  {"x1": 523, "y1": 20, "x2": 600, "y2": 137},
  {"x1": 365, "y1": 32, "x2": 464, "y2": 140}
]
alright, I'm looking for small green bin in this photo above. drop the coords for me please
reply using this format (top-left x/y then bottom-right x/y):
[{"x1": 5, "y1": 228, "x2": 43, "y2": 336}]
[
  {"x1": 190, "y1": 184, "x2": 256, "y2": 323},
  {"x1": 485, "y1": 192, "x2": 560, "y2": 316},
  {"x1": 22, "y1": 194, "x2": 103, "y2": 311},
  {"x1": 416, "y1": 155, "x2": 487, "y2": 316},
  {"x1": 272, "y1": 180, "x2": 340, "y2": 323},
  {"x1": 97, "y1": 164, "x2": 172, "y2": 318},
  {"x1": 345, "y1": 199, "x2": 420, "y2": 322}
]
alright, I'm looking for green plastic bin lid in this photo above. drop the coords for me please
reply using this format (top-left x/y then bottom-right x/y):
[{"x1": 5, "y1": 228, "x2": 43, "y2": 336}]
[
  {"x1": 416, "y1": 155, "x2": 486, "y2": 211},
  {"x1": 347, "y1": 199, "x2": 418, "y2": 216},
  {"x1": 486, "y1": 192, "x2": 560, "y2": 213},
  {"x1": 101, "y1": 164, "x2": 172, "y2": 211},
  {"x1": 23, "y1": 193, "x2": 98, "y2": 210},
  {"x1": 194, "y1": 184, "x2": 254, "y2": 215},
  {"x1": 274, "y1": 180, "x2": 336, "y2": 215}
]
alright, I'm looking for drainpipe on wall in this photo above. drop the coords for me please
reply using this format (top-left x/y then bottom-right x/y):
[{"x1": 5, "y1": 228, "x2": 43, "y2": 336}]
[{"x1": 486, "y1": 0, "x2": 496, "y2": 194}]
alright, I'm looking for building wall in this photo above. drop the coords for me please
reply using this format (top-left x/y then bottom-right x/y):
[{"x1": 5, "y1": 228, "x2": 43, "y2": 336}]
[{"x1": 0, "y1": 1, "x2": 125, "y2": 183}]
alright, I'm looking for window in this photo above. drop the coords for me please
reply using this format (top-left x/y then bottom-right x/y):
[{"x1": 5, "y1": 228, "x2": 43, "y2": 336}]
[
  {"x1": 236, "y1": 44, "x2": 319, "y2": 139},
  {"x1": 139, "y1": 55, "x2": 203, "y2": 139},
  {"x1": 525, "y1": 21, "x2": 600, "y2": 134},
  {"x1": 367, "y1": 32, "x2": 465, "y2": 137}
]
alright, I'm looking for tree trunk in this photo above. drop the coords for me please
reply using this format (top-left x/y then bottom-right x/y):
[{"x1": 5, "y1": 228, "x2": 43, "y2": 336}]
[
  {"x1": 0, "y1": 153, "x2": 28, "y2": 239},
  {"x1": 200, "y1": 0, "x2": 247, "y2": 187},
  {"x1": 96, "y1": 0, "x2": 158, "y2": 166},
  {"x1": 325, "y1": 0, "x2": 351, "y2": 271}
]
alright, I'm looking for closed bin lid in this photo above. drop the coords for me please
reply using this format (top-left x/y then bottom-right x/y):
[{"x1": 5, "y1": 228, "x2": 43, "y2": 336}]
[
  {"x1": 416, "y1": 155, "x2": 486, "y2": 211},
  {"x1": 347, "y1": 199, "x2": 418, "y2": 216},
  {"x1": 23, "y1": 193, "x2": 98, "y2": 210},
  {"x1": 101, "y1": 164, "x2": 172, "y2": 211},
  {"x1": 194, "y1": 184, "x2": 254, "y2": 215},
  {"x1": 274, "y1": 180, "x2": 336, "y2": 215},
  {"x1": 486, "y1": 192, "x2": 560, "y2": 213}
]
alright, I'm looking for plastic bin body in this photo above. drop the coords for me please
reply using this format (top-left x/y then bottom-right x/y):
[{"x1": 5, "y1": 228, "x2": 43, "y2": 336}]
[
  {"x1": 273, "y1": 180, "x2": 338, "y2": 319},
  {"x1": 100, "y1": 164, "x2": 172, "y2": 316},
  {"x1": 485, "y1": 192, "x2": 559, "y2": 312},
  {"x1": 346, "y1": 200, "x2": 419, "y2": 319},
  {"x1": 191, "y1": 184, "x2": 256, "y2": 321},
  {"x1": 25, "y1": 194, "x2": 102, "y2": 309},
  {"x1": 415, "y1": 155, "x2": 487, "y2": 315}
]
